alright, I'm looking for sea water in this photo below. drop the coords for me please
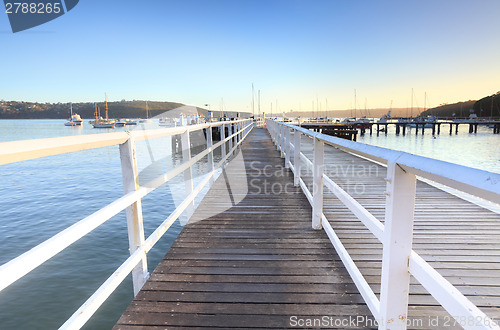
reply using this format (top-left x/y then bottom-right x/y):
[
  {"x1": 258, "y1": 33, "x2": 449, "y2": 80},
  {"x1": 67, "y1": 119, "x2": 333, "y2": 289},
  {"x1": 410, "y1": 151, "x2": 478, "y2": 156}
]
[
  {"x1": 0, "y1": 120, "x2": 499, "y2": 329},
  {"x1": 0, "y1": 119, "x2": 218, "y2": 329},
  {"x1": 357, "y1": 124, "x2": 500, "y2": 174}
]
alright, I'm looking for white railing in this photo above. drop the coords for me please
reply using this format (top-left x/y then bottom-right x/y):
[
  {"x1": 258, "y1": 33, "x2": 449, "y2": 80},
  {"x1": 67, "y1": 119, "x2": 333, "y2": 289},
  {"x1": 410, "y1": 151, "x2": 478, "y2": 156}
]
[
  {"x1": 267, "y1": 119, "x2": 500, "y2": 330},
  {"x1": 0, "y1": 118, "x2": 253, "y2": 329}
]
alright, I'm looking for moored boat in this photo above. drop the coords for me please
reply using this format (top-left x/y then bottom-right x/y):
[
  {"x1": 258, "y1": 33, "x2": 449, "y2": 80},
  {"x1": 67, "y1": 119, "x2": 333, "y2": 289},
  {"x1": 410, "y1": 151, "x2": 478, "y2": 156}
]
[
  {"x1": 124, "y1": 118, "x2": 137, "y2": 125},
  {"x1": 139, "y1": 101, "x2": 153, "y2": 123},
  {"x1": 114, "y1": 119, "x2": 126, "y2": 127},
  {"x1": 64, "y1": 103, "x2": 83, "y2": 126},
  {"x1": 93, "y1": 94, "x2": 115, "y2": 129}
]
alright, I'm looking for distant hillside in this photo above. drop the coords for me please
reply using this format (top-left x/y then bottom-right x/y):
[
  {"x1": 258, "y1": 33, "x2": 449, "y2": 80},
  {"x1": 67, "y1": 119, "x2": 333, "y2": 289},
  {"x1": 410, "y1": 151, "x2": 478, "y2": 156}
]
[
  {"x1": 473, "y1": 92, "x2": 500, "y2": 117},
  {"x1": 0, "y1": 100, "x2": 186, "y2": 119},
  {"x1": 421, "y1": 92, "x2": 500, "y2": 118},
  {"x1": 420, "y1": 100, "x2": 476, "y2": 117}
]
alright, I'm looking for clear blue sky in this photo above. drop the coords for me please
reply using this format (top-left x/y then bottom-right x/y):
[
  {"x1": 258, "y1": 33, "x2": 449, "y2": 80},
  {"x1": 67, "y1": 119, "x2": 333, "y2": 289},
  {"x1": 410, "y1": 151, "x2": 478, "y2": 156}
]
[{"x1": 1, "y1": 0, "x2": 499, "y2": 113}]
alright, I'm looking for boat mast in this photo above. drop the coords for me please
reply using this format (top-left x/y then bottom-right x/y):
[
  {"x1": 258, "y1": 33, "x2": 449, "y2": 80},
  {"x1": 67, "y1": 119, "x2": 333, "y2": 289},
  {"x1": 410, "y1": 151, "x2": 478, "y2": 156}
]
[
  {"x1": 424, "y1": 92, "x2": 427, "y2": 116},
  {"x1": 411, "y1": 88, "x2": 413, "y2": 118},
  {"x1": 252, "y1": 83, "x2": 255, "y2": 117},
  {"x1": 105, "y1": 93, "x2": 109, "y2": 121},
  {"x1": 70, "y1": 102, "x2": 73, "y2": 116},
  {"x1": 258, "y1": 90, "x2": 261, "y2": 118},
  {"x1": 94, "y1": 102, "x2": 98, "y2": 121},
  {"x1": 146, "y1": 100, "x2": 149, "y2": 119},
  {"x1": 491, "y1": 94, "x2": 495, "y2": 118},
  {"x1": 354, "y1": 89, "x2": 357, "y2": 119}
]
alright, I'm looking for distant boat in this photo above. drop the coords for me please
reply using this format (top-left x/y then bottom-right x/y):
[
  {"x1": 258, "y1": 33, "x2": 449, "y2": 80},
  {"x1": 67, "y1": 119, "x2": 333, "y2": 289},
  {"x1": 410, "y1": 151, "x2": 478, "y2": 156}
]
[
  {"x1": 408, "y1": 116, "x2": 436, "y2": 128},
  {"x1": 139, "y1": 101, "x2": 153, "y2": 123},
  {"x1": 379, "y1": 103, "x2": 392, "y2": 123},
  {"x1": 93, "y1": 94, "x2": 115, "y2": 129},
  {"x1": 123, "y1": 118, "x2": 137, "y2": 125},
  {"x1": 64, "y1": 103, "x2": 83, "y2": 126},
  {"x1": 114, "y1": 119, "x2": 126, "y2": 127}
]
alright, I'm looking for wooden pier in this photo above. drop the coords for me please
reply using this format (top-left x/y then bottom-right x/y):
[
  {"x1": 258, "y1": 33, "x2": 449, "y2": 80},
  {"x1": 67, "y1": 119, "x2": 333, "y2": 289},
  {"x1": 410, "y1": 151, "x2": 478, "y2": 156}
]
[
  {"x1": 114, "y1": 128, "x2": 372, "y2": 329},
  {"x1": 300, "y1": 123, "x2": 358, "y2": 141},
  {"x1": 299, "y1": 119, "x2": 500, "y2": 137},
  {"x1": 115, "y1": 126, "x2": 500, "y2": 329}
]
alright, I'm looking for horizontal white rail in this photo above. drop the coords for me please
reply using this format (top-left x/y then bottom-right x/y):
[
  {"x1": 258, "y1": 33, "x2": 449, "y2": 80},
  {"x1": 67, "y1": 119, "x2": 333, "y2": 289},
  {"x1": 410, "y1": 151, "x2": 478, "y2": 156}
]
[
  {"x1": 0, "y1": 120, "x2": 249, "y2": 165},
  {"x1": 289, "y1": 124, "x2": 500, "y2": 204},
  {"x1": 0, "y1": 189, "x2": 145, "y2": 292},
  {"x1": 408, "y1": 252, "x2": 498, "y2": 330},
  {"x1": 0, "y1": 119, "x2": 253, "y2": 329},
  {"x1": 267, "y1": 119, "x2": 500, "y2": 330},
  {"x1": 322, "y1": 175, "x2": 384, "y2": 241},
  {"x1": 321, "y1": 215, "x2": 380, "y2": 317}
]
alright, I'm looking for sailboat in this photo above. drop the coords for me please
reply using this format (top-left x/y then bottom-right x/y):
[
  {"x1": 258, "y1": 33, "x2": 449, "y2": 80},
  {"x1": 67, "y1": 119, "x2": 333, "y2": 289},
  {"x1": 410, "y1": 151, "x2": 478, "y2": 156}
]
[
  {"x1": 64, "y1": 103, "x2": 83, "y2": 126},
  {"x1": 408, "y1": 91, "x2": 435, "y2": 128},
  {"x1": 93, "y1": 94, "x2": 115, "y2": 128},
  {"x1": 139, "y1": 101, "x2": 153, "y2": 123}
]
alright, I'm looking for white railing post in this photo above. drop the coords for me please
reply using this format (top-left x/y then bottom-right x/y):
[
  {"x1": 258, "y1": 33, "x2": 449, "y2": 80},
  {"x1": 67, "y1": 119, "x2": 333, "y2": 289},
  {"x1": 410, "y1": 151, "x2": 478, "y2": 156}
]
[
  {"x1": 119, "y1": 135, "x2": 149, "y2": 296},
  {"x1": 379, "y1": 161, "x2": 417, "y2": 330},
  {"x1": 181, "y1": 129, "x2": 194, "y2": 219},
  {"x1": 294, "y1": 129, "x2": 301, "y2": 186},
  {"x1": 312, "y1": 136, "x2": 324, "y2": 230},
  {"x1": 270, "y1": 121, "x2": 275, "y2": 143},
  {"x1": 272, "y1": 121, "x2": 276, "y2": 141},
  {"x1": 236, "y1": 121, "x2": 240, "y2": 147},
  {"x1": 239, "y1": 122, "x2": 243, "y2": 145},
  {"x1": 228, "y1": 122, "x2": 233, "y2": 154},
  {"x1": 220, "y1": 123, "x2": 226, "y2": 157},
  {"x1": 278, "y1": 124, "x2": 282, "y2": 151},
  {"x1": 238, "y1": 121, "x2": 242, "y2": 146},
  {"x1": 234, "y1": 122, "x2": 238, "y2": 147},
  {"x1": 280, "y1": 125, "x2": 285, "y2": 158},
  {"x1": 284, "y1": 127, "x2": 291, "y2": 168},
  {"x1": 206, "y1": 124, "x2": 214, "y2": 187},
  {"x1": 277, "y1": 124, "x2": 281, "y2": 152}
]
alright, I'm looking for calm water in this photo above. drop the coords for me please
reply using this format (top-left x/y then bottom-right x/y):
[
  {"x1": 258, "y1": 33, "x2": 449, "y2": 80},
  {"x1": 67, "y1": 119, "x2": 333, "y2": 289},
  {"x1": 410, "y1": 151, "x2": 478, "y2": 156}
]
[
  {"x1": 0, "y1": 120, "x2": 499, "y2": 329},
  {"x1": 357, "y1": 124, "x2": 500, "y2": 174},
  {"x1": 0, "y1": 119, "x2": 218, "y2": 329}
]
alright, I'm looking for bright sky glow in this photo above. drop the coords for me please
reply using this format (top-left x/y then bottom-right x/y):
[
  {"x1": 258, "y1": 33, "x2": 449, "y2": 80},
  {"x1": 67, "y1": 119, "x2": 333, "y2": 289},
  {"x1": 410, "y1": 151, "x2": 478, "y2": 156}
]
[{"x1": 1, "y1": 0, "x2": 499, "y2": 113}]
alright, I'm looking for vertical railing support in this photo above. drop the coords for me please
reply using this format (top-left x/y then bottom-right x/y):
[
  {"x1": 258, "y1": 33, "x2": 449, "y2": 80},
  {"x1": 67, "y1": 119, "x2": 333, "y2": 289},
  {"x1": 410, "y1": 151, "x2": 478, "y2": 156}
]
[
  {"x1": 237, "y1": 122, "x2": 241, "y2": 147},
  {"x1": 276, "y1": 124, "x2": 280, "y2": 151},
  {"x1": 379, "y1": 161, "x2": 417, "y2": 330},
  {"x1": 312, "y1": 136, "x2": 324, "y2": 230},
  {"x1": 284, "y1": 127, "x2": 291, "y2": 168},
  {"x1": 119, "y1": 135, "x2": 149, "y2": 296},
  {"x1": 277, "y1": 123, "x2": 280, "y2": 148},
  {"x1": 235, "y1": 122, "x2": 239, "y2": 147},
  {"x1": 220, "y1": 123, "x2": 226, "y2": 157},
  {"x1": 228, "y1": 123, "x2": 233, "y2": 154},
  {"x1": 181, "y1": 129, "x2": 194, "y2": 219},
  {"x1": 206, "y1": 124, "x2": 215, "y2": 187},
  {"x1": 293, "y1": 129, "x2": 301, "y2": 186},
  {"x1": 271, "y1": 121, "x2": 276, "y2": 144},
  {"x1": 240, "y1": 121, "x2": 243, "y2": 145},
  {"x1": 280, "y1": 125, "x2": 285, "y2": 158}
]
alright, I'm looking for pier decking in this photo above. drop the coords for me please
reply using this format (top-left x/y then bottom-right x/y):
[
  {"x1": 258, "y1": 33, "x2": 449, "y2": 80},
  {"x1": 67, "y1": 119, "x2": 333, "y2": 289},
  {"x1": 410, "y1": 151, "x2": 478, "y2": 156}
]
[
  {"x1": 115, "y1": 126, "x2": 500, "y2": 329},
  {"x1": 114, "y1": 128, "x2": 372, "y2": 329}
]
